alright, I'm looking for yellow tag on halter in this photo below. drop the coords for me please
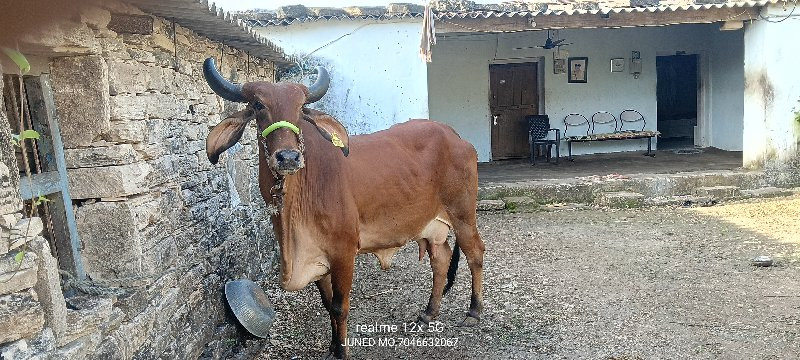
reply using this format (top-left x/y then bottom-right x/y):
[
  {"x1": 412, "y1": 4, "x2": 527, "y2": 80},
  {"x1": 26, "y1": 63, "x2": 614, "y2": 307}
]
[
  {"x1": 330, "y1": 132, "x2": 345, "y2": 148},
  {"x1": 261, "y1": 121, "x2": 301, "y2": 138}
]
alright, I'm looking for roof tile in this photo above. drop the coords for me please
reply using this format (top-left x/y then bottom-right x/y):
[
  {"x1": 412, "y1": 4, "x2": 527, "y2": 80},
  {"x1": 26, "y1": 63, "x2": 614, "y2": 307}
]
[
  {"x1": 242, "y1": 0, "x2": 783, "y2": 27},
  {"x1": 124, "y1": 0, "x2": 292, "y2": 64}
]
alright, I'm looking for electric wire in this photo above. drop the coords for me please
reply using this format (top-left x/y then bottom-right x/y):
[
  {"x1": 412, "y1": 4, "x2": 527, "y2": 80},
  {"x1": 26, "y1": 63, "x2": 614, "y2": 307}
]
[{"x1": 757, "y1": 0, "x2": 798, "y2": 23}]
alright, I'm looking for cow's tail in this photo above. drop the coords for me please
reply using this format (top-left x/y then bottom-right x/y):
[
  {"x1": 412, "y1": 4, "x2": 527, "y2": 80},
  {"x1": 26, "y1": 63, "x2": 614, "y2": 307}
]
[{"x1": 443, "y1": 243, "x2": 460, "y2": 295}]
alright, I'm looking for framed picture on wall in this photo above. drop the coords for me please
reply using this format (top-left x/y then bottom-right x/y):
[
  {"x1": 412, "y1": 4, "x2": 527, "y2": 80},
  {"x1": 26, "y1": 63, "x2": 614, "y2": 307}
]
[
  {"x1": 568, "y1": 57, "x2": 588, "y2": 83},
  {"x1": 553, "y1": 49, "x2": 568, "y2": 74},
  {"x1": 554, "y1": 58, "x2": 566, "y2": 75},
  {"x1": 610, "y1": 58, "x2": 625, "y2": 72}
]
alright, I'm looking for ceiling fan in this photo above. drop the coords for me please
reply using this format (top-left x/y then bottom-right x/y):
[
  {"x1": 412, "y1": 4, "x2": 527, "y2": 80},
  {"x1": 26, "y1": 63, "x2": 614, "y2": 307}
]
[
  {"x1": 512, "y1": 30, "x2": 571, "y2": 51},
  {"x1": 537, "y1": 30, "x2": 571, "y2": 50}
]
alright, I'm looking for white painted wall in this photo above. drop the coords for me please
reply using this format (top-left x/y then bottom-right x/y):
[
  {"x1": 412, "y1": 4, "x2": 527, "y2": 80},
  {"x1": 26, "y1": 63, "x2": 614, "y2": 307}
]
[
  {"x1": 428, "y1": 24, "x2": 744, "y2": 162},
  {"x1": 709, "y1": 28, "x2": 746, "y2": 151},
  {"x1": 255, "y1": 19, "x2": 429, "y2": 134},
  {"x1": 743, "y1": 7, "x2": 800, "y2": 169},
  {"x1": 425, "y1": 37, "x2": 496, "y2": 162}
]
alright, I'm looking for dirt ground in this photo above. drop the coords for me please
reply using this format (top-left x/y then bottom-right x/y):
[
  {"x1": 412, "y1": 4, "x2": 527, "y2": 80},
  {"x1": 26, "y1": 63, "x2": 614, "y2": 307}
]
[{"x1": 257, "y1": 195, "x2": 800, "y2": 360}]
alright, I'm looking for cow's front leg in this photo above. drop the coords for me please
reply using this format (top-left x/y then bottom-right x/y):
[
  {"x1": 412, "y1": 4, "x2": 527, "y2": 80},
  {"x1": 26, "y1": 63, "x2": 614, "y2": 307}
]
[
  {"x1": 316, "y1": 275, "x2": 339, "y2": 357},
  {"x1": 418, "y1": 240, "x2": 452, "y2": 324},
  {"x1": 326, "y1": 257, "x2": 356, "y2": 360}
]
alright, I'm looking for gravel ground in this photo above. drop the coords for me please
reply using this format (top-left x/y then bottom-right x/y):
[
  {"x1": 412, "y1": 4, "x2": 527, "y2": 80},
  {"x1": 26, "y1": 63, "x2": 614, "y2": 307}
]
[{"x1": 257, "y1": 195, "x2": 800, "y2": 360}]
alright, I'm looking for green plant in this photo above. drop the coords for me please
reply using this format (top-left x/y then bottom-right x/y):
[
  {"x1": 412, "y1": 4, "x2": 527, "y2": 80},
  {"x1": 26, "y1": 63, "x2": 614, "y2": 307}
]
[
  {"x1": 35, "y1": 195, "x2": 49, "y2": 206},
  {"x1": 1, "y1": 47, "x2": 30, "y2": 75},
  {"x1": 505, "y1": 202, "x2": 517, "y2": 213},
  {"x1": 8, "y1": 134, "x2": 43, "y2": 265},
  {"x1": 2, "y1": 48, "x2": 40, "y2": 265},
  {"x1": 10, "y1": 129, "x2": 39, "y2": 146}
]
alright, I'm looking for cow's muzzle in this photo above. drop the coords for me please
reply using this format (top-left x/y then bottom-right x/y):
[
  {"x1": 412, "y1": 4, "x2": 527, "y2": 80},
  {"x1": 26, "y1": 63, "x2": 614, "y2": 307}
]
[
  {"x1": 261, "y1": 121, "x2": 305, "y2": 175},
  {"x1": 273, "y1": 149, "x2": 304, "y2": 175}
]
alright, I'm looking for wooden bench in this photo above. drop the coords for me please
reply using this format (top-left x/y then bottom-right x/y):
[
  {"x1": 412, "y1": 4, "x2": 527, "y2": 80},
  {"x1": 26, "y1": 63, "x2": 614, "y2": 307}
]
[{"x1": 563, "y1": 110, "x2": 660, "y2": 161}]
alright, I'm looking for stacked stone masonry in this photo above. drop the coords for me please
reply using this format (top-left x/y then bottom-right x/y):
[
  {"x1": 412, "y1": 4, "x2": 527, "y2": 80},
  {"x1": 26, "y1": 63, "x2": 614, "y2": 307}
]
[{"x1": 1, "y1": 0, "x2": 276, "y2": 358}]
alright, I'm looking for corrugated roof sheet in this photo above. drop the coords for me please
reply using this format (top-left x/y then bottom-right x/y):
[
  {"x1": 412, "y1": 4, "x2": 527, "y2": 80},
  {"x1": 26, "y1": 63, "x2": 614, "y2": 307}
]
[
  {"x1": 124, "y1": 0, "x2": 293, "y2": 65},
  {"x1": 435, "y1": 0, "x2": 778, "y2": 18},
  {"x1": 247, "y1": 12, "x2": 424, "y2": 27},
  {"x1": 246, "y1": 0, "x2": 785, "y2": 27}
]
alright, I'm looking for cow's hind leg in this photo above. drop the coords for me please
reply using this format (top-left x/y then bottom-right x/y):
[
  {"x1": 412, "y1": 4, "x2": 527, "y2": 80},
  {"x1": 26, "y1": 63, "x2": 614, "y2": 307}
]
[
  {"x1": 452, "y1": 216, "x2": 485, "y2": 327},
  {"x1": 441, "y1": 143, "x2": 484, "y2": 326},
  {"x1": 418, "y1": 239, "x2": 453, "y2": 324}
]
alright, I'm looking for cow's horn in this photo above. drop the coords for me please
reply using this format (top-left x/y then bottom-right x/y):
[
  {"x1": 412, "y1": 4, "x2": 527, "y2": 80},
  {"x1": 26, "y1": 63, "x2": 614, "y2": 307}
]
[
  {"x1": 305, "y1": 66, "x2": 329, "y2": 104},
  {"x1": 203, "y1": 58, "x2": 246, "y2": 103}
]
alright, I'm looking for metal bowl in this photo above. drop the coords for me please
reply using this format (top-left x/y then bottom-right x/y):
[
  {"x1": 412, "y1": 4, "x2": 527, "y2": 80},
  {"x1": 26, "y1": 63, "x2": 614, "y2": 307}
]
[{"x1": 224, "y1": 279, "x2": 276, "y2": 338}]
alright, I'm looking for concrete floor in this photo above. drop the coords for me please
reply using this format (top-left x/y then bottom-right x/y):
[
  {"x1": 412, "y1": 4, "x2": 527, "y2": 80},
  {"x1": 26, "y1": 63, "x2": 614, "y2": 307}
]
[{"x1": 478, "y1": 148, "x2": 743, "y2": 185}]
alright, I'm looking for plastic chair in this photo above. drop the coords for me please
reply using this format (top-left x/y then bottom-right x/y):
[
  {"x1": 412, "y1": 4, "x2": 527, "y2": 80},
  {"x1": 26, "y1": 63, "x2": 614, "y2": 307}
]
[{"x1": 527, "y1": 115, "x2": 560, "y2": 165}]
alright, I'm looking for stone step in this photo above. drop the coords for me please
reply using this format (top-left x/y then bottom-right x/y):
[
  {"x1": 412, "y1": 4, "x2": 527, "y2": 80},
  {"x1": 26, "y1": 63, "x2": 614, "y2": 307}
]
[
  {"x1": 478, "y1": 169, "x2": 765, "y2": 205},
  {"x1": 480, "y1": 175, "x2": 797, "y2": 210},
  {"x1": 502, "y1": 196, "x2": 540, "y2": 212},
  {"x1": 694, "y1": 185, "x2": 741, "y2": 200},
  {"x1": 596, "y1": 191, "x2": 645, "y2": 208},
  {"x1": 646, "y1": 195, "x2": 716, "y2": 207},
  {"x1": 477, "y1": 199, "x2": 505, "y2": 211},
  {"x1": 741, "y1": 187, "x2": 794, "y2": 199}
]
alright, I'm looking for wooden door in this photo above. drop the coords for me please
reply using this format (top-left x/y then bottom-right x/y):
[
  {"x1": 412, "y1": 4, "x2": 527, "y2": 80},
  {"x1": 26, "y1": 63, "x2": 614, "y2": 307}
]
[{"x1": 489, "y1": 62, "x2": 538, "y2": 160}]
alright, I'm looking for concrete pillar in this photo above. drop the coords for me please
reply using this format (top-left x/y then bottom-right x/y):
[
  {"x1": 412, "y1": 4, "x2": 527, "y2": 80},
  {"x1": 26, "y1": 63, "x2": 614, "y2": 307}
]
[{"x1": 743, "y1": 6, "x2": 800, "y2": 169}]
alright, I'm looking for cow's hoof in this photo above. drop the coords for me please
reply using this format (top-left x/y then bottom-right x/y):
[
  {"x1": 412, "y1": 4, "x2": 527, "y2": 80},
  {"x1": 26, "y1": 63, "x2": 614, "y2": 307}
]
[
  {"x1": 417, "y1": 312, "x2": 435, "y2": 324},
  {"x1": 323, "y1": 352, "x2": 345, "y2": 360},
  {"x1": 457, "y1": 314, "x2": 480, "y2": 327}
]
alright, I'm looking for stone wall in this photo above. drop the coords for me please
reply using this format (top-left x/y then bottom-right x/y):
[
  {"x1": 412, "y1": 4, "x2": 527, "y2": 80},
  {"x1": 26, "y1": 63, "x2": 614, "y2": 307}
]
[{"x1": 1, "y1": 1, "x2": 277, "y2": 358}]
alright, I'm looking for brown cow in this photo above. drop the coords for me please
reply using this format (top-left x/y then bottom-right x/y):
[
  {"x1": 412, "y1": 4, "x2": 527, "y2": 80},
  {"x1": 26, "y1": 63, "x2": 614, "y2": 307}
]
[{"x1": 202, "y1": 58, "x2": 484, "y2": 359}]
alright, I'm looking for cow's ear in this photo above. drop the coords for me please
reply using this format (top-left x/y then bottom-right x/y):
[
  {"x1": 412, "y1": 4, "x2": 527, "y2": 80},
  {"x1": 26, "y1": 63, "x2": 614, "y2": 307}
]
[
  {"x1": 305, "y1": 112, "x2": 350, "y2": 157},
  {"x1": 206, "y1": 109, "x2": 255, "y2": 164}
]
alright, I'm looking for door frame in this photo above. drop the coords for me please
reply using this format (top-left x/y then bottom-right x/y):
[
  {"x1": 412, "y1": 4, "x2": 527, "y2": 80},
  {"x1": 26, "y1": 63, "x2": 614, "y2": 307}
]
[
  {"x1": 487, "y1": 58, "x2": 545, "y2": 160},
  {"x1": 655, "y1": 50, "x2": 709, "y2": 148}
]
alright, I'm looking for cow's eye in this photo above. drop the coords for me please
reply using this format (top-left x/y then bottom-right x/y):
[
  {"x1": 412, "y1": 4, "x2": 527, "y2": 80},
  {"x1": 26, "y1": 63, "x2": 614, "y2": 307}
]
[{"x1": 252, "y1": 101, "x2": 265, "y2": 111}]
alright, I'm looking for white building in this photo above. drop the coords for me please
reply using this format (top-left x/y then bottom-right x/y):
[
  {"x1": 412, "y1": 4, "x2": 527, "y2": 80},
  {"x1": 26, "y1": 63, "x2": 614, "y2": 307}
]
[{"x1": 250, "y1": 1, "x2": 799, "y2": 169}]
